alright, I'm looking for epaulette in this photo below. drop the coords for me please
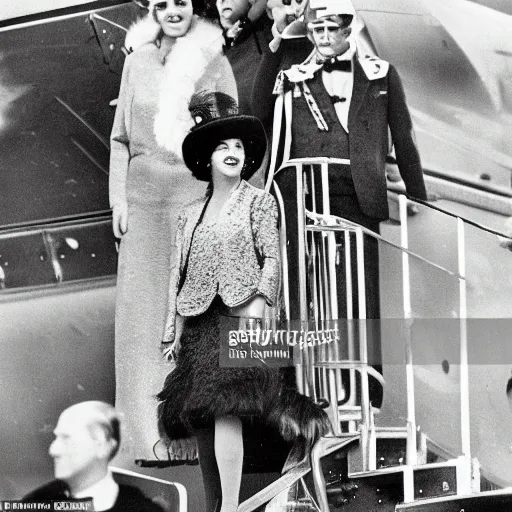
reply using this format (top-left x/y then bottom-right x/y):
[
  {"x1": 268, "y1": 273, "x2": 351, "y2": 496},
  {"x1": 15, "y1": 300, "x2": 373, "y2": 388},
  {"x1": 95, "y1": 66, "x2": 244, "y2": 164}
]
[
  {"x1": 273, "y1": 64, "x2": 315, "y2": 95},
  {"x1": 357, "y1": 54, "x2": 389, "y2": 80}
]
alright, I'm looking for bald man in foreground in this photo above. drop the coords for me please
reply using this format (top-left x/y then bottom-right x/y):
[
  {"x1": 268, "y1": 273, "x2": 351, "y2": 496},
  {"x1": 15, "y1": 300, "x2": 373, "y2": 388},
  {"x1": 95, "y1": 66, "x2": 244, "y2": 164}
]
[{"x1": 23, "y1": 401, "x2": 163, "y2": 512}]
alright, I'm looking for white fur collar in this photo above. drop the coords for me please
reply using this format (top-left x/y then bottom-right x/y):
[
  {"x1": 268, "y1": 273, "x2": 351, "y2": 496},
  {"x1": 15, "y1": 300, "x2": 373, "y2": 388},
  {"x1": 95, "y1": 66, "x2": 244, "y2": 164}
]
[
  {"x1": 124, "y1": 15, "x2": 224, "y2": 159},
  {"x1": 124, "y1": 13, "x2": 161, "y2": 53}
]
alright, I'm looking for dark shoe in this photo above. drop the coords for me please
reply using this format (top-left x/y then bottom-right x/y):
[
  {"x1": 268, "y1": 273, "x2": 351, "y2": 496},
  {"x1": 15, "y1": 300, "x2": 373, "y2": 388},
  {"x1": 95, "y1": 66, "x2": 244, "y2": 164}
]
[{"x1": 134, "y1": 439, "x2": 199, "y2": 467}]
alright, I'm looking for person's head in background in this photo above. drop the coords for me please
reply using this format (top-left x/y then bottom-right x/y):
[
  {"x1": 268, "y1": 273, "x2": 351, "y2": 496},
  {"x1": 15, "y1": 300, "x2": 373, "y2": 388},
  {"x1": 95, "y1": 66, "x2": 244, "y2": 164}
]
[
  {"x1": 216, "y1": 0, "x2": 251, "y2": 29},
  {"x1": 49, "y1": 401, "x2": 120, "y2": 495},
  {"x1": 215, "y1": 0, "x2": 270, "y2": 40},
  {"x1": 133, "y1": 0, "x2": 218, "y2": 38}
]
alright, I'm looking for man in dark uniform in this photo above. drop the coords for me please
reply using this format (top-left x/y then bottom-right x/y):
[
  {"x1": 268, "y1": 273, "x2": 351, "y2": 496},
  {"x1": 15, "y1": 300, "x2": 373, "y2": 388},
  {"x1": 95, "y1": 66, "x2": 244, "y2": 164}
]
[
  {"x1": 270, "y1": 0, "x2": 427, "y2": 405},
  {"x1": 23, "y1": 401, "x2": 164, "y2": 512}
]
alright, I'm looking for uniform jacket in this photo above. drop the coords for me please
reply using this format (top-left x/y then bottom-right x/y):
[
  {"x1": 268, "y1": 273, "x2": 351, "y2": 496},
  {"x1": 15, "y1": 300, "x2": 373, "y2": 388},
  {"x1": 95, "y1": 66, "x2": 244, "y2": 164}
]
[
  {"x1": 163, "y1": 180, "x2": 280, "y2": 343},
  {"x1": 275, "y1": 55, "x2": 428, "y2": 220}
]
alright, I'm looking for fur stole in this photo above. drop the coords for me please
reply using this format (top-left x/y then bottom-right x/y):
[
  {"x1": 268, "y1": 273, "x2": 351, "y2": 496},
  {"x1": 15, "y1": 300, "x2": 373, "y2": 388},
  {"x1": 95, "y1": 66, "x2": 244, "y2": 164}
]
[
  {"x1": 124, "y1": 15, "x2": 224, "y2": 159},
  {"x1": 124, "y1": 13, "x2": 161, "y2": 53}
]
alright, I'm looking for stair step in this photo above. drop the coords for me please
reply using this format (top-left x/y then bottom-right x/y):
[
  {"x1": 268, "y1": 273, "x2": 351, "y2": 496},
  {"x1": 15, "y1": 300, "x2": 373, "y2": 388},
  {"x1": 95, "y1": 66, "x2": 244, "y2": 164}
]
[
  {"x1": 350, "y1": 462, "x2": 459, "y2": 501},
  {"x1": 396, "y1": 488, "x2": 512, "y2": 511},
  {"x1": 347, "y1": 433, "x2": 424, "y2": 470},
  {"x1": 310, "y1": 438, "x2": 466, "y2": 511}
]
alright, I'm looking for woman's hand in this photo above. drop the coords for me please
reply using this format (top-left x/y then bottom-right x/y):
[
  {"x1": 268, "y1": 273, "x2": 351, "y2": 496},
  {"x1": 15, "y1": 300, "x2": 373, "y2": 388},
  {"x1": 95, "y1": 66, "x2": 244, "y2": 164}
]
[
  {"x1": 237, "y1": 294, "x2": 266, "y2": 319},
  {"x1": 112, "y1": 201, "x2": 128, "y2": 238},
  {"x1": 162, "y1": 339, "x2": 181, "y2": 362},
  {"x1": 162, "y1": 314, "x2": 185, "y2": 362}
]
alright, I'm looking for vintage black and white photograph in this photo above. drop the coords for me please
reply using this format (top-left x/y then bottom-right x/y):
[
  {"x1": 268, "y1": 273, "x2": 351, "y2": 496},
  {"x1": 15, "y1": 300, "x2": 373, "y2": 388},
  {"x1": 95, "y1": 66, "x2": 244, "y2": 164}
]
[{"x1": 1, "y1": 0, "x2": 512, "y2": 511}]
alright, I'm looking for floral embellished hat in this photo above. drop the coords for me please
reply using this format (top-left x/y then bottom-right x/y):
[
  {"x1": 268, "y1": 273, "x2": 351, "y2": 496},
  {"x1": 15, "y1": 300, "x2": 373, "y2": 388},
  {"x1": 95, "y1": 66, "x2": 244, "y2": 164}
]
[{"x1": 182, "y1": 92, "x2": 267, "y2": 181}]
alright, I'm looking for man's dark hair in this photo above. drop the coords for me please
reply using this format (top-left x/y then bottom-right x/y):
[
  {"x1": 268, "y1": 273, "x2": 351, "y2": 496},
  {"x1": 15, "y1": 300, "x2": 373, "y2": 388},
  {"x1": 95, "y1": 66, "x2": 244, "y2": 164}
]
[
  {"x1": 317, "y1": 14, "x2": 353, "y2": 29},
  {"x1": 340, "y1": 14, "x2": 353, "y2": 28},
  {"x1": 82, "y1": 401, "x2": 122, "y2": 461}
]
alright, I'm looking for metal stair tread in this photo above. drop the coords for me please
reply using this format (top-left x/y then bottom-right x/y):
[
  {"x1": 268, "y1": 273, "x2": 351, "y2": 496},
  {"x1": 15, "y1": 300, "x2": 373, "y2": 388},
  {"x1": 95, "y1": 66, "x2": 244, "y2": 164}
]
[{"x1": 349, "y1": 459, "x2": 461, "y2": 479}]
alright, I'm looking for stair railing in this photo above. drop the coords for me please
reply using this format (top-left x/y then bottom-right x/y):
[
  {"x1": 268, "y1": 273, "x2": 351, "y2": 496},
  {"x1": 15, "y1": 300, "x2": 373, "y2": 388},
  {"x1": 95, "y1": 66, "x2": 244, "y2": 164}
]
[{"x1": 269, "y1": 157, "x2": 489, "y2": 478}]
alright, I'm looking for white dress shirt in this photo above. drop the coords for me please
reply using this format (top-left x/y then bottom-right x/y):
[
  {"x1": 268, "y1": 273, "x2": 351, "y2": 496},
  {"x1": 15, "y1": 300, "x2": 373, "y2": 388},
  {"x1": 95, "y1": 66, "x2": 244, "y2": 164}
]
[
  {"x1": 321, "y1": 39, "x2": 356, "y2": 133},
  {"x1": 74, "y1": 471, "x2": 119, "y2": 511}
]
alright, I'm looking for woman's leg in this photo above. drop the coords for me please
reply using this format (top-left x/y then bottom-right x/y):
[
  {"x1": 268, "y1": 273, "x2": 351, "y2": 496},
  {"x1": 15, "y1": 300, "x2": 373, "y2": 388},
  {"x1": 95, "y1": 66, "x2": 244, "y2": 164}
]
[
  {"x1": 194, "y1": 427, "x2": 222, "y2": 512},
  {"x1": 215, "y1": 416, "x2": 244, "y2": 512}
]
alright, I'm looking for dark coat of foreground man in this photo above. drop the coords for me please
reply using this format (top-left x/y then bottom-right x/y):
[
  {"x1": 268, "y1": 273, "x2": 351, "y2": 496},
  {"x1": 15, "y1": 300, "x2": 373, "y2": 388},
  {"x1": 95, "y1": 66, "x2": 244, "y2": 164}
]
[{"x1": 23, "y1": 480, "x2": 164, "y2": 512}]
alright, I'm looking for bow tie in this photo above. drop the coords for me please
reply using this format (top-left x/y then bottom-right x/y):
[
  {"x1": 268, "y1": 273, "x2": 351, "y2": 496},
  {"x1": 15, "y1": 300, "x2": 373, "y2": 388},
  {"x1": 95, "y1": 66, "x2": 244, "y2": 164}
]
[{"x1": 321, "y1": 58, "x2": 352, "y2": 73}]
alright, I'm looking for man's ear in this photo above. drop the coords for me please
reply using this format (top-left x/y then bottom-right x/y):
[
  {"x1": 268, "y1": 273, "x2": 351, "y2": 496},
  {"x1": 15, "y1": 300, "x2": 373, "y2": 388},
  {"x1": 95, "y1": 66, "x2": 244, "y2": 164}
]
[
  {"x1": 343, "y1": 26, "x2": 352, "y2": 37},
  {"x1": 96, "y1": 437, "x2": 116, "y2": 461},
  {"x1": 90, "y1": 429, "x2": 113, "y2": 460},
  {"x1": 306, "y1": 31, "x2": 314, "y2": 44}
]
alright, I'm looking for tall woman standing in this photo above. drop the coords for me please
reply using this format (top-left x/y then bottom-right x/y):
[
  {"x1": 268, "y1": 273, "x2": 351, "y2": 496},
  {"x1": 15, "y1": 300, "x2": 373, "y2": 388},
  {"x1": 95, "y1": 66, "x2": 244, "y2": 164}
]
[{"x1": 109, "y1": 0, "x2": 237, "y2": 462}]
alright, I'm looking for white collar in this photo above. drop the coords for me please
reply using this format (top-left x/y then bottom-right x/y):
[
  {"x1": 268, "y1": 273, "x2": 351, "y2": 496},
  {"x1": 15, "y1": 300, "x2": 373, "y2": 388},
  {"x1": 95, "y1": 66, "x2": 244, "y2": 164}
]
[
  {"x1": 282, "y1": 36, "x2": 389, "y2": 85},
  {"x1": 73, "y1": 470, "x2": 119, "y2": 512},
  {"x1": 284, "y1": 38, "x2": 357, "y2": 83}
]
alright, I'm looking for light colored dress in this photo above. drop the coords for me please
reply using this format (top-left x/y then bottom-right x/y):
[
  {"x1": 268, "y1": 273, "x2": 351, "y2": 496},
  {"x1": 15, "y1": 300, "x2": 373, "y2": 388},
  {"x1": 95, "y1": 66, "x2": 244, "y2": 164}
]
[{"x1": 109, "y1": 38, "x2": 237, "y2": 461}]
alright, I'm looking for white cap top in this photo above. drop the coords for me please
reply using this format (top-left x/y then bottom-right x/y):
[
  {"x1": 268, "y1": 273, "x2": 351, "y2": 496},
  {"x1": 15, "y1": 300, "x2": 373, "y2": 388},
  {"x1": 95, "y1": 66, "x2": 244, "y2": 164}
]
[{"x1": 307, "y1": 0, "x2": 356, "y2": 19}]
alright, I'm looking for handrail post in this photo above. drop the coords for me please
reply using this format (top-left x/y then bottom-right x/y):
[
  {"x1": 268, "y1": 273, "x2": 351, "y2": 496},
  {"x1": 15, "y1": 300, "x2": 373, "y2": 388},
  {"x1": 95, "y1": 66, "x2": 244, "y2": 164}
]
[
  {"x1": 296, "y1": 163, "x2": 308, "y2": 396},
  {"x1": 356, "y1": 227, "x2": 373, "y2": 471},
  {"x1": 458, "y1": 218, "x2": 472, "y2": 485},
  {"x1": 345, "y1": 230, "x2": 357, "y2": 435},
  {"x1": 399, "y1": 194, "x2": 418, "y2": 467},
  {"x1": 318, "y1": 163, "x2": 344, "y2": 434}
]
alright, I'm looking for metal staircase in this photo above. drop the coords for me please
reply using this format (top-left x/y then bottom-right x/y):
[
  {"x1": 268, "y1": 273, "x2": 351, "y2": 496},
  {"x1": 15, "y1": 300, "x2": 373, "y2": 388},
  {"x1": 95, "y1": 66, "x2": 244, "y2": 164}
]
[{"x1": 241, "y1": 157, "x2": 512, "y2": 511}]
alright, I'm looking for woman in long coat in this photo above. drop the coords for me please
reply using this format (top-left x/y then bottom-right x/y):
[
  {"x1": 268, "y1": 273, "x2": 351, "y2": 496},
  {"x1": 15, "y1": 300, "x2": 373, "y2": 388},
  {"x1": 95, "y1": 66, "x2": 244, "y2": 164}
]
[{"x1": 109, "y1": 0, "x2": 237, "y2": 462}]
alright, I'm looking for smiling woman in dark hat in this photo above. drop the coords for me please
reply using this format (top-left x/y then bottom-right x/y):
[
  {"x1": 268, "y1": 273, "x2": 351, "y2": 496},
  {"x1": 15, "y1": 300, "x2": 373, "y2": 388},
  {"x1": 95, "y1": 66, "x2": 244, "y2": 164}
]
[
  {"x1": 157, "y1": 92, "x2": 330, "y2": 512},
  {"x1": 182, "y1": 92, "x2": 266, "y2": 183}
]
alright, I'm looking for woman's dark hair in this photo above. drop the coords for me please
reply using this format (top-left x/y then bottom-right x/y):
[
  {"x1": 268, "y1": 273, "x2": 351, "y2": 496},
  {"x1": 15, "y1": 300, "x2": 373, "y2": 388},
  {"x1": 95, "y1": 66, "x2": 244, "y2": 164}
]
[
  {"x1": 191, "y1": 138, "x2": 259, "y2": 182},
  {"x1": 192, "y1": 0, "x2": 219, "y2": 20},
  {"x1": 202, "y1": 0, "x2": 236, "y2": 28}
]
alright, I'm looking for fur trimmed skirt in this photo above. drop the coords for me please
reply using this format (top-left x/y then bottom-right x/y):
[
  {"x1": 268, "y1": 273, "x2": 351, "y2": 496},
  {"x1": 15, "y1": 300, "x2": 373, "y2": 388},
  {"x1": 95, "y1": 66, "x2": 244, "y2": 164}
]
[{"x1": 157, "y1": 300, "x2": 331, "y2": 444}]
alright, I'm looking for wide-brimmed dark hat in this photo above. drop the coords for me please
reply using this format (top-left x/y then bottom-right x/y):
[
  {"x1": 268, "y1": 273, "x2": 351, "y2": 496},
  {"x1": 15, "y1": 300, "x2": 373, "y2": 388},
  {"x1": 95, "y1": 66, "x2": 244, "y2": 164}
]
[{"x1": 182, "y1": 92, "x2": 267, "y2": 181}]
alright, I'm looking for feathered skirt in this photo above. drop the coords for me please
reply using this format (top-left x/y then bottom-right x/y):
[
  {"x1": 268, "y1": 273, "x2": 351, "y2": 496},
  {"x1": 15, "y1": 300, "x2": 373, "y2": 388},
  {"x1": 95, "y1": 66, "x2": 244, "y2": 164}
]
[{"x1": 157, "y1": 300, "x2": 331, "y2": 444}]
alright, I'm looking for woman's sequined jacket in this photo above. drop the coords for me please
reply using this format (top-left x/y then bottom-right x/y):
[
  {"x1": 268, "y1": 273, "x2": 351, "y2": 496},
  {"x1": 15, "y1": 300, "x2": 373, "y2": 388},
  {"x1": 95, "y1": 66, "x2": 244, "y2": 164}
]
[{"x1": 163, "y1": 180, "x2": 280, "y2": 343}]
